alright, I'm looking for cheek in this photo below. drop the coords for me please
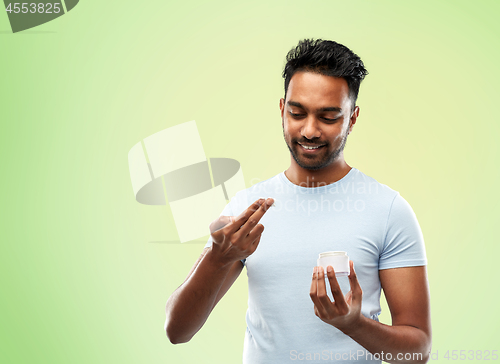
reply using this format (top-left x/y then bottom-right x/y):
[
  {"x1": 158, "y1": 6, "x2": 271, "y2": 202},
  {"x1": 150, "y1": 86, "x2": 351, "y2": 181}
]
[
  {"x1": 325, "y1": 126, "x2": 347, "y2": 144},
  {"x1": 282, "y1": 120, "x2": 292, "y2": 136},
  {"x1": 334, "y1": 121, "x2": 350, "y2": 136},
  {"x1": 283, "y1": 119, "x2": 300, "y2": 135}
]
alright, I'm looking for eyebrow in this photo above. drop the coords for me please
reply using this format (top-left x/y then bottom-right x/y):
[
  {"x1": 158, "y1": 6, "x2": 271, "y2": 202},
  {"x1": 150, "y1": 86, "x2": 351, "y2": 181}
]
[{"x1": 287, "y1": 101, "x2": 342, "y2": 113}]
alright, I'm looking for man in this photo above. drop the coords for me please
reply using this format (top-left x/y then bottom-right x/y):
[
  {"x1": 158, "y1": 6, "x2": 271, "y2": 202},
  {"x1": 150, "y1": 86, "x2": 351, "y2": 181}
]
[{"x1": 165, "y1": 39, "x2": 431, "y2": 364}]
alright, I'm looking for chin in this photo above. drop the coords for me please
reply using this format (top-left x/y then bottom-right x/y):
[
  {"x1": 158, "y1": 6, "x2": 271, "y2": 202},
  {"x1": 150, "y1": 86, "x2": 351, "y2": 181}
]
[
  {"x1": 298, "y1": 159, "x2": 332, "y2": 170},
  {"x1": 294, "y1": 153, "x2": 330, "y2": 171}
]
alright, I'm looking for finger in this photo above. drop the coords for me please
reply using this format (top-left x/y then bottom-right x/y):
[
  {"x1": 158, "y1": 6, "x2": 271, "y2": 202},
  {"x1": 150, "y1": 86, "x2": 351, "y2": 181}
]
[
  {"x1": 249, "y1": 234, "x2": 262, "y2": 253},
  {"x1": 314, "y1": 305, "x2": 320, "y2": 317},
  {"x1": 246, "y1": 223, "x2": 264, "y2": 247},
  {"x1": 209, "y1": 215, "x2": 235, "y2": 234},
  {"x1": 233, "y1": 198, "x2": 274, "y2": 240},
  {"x1": 326, "y1": 265, "x2": 349, "y2": 315},
  {"x1": 310, "y1": 267, "x2": 332, "y2": 318},
  {"x1": 348, "y1": 261, "x2": 362, "y2": 304},
  {"x1": 344, "y1": 290, "x2": 353, "y2": 306},
  {"x1": 316, "y1": 266, "x2": 338, "y2": 317},
  {"x1": 224, "y1": 198, "x2": 266, "y2": 235}
]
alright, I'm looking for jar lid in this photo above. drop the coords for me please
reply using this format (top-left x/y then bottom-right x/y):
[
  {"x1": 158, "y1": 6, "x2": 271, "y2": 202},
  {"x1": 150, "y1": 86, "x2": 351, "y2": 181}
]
[{"x1": 318, "y1": 251, "x2": 347, "y2": 258}]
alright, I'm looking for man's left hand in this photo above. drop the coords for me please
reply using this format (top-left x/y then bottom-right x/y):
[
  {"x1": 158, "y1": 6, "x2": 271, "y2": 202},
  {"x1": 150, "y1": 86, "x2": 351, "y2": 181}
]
[{"x1": 309, "y1": 260, "x2": 363, "y2": 333}]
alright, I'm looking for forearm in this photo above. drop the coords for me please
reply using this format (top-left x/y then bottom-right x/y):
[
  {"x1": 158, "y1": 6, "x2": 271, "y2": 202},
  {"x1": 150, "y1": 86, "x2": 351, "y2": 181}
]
[
  {"x1": 341, "y1": 315, "x2": 431, "y2": 364},
  {"x1": 164, "y1": 249, "x2": 233, "y2": 344}
]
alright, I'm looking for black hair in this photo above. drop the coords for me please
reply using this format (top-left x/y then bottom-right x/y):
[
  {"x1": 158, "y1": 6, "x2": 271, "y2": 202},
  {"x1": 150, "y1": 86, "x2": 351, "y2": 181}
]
[{"x1": 283, "y1": 39, "x2": 368, "y2": 108}]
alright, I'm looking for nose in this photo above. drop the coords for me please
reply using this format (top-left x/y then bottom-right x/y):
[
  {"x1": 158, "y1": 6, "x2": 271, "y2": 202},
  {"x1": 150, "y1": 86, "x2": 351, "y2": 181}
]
[{"x1": 301, "y1": 116, "x2": 321, "y2": 140}]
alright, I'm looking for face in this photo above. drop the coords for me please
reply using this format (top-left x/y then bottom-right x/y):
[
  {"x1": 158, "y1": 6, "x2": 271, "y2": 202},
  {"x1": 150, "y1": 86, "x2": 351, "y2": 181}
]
[{"x1": 280, "y1": 71, "x2": 359, "y2": 171}]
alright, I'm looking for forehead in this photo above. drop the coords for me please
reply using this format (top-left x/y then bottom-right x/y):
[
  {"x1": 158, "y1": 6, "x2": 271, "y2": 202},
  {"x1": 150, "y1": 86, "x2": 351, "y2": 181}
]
[{"x1": 286, "y1": 71, "x2": 350, "y2": 109}]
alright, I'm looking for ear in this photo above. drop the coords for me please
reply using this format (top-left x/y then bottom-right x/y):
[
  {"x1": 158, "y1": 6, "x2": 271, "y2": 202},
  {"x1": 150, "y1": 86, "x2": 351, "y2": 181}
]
[
  {"x1": 348, "y1": 106, "x2": 359, "y2": 135},
  {"x1": 280, "y1": 98, "x2": 285, "y2": 128}
]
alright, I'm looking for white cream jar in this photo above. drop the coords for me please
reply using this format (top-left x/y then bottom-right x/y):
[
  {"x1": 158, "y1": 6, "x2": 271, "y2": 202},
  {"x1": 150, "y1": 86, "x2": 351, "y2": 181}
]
[{"x1": 317, "y1": 251, "x2": 349, "y2": 277}]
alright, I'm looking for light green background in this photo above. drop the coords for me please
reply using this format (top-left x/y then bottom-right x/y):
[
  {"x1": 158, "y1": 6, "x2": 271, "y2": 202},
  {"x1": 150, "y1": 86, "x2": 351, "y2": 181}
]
[{"x1": 1, "y1": 1, "x2": 499, "y2": 363}]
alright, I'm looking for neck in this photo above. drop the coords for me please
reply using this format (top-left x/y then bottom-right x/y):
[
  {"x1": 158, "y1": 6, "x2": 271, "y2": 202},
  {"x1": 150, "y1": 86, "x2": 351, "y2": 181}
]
[{"x1": 284, "y1": 157, "x2": 352, "y2": 188}]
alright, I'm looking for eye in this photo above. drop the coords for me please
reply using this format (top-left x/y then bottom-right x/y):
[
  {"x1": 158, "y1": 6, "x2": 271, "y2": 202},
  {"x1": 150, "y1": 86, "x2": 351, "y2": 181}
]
[
  {"x1": 321, "y1": 117, "x2": 340, "y2": 122},
  {"x1": 289, "y1": 112, "x2": 305, "y2": 118}
]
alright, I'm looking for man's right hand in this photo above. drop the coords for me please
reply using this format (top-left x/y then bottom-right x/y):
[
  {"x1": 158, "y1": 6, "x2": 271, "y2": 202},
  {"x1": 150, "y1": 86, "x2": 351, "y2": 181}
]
[{"x1": 208, "y1": 198, "x2": 274, "y2": 267}]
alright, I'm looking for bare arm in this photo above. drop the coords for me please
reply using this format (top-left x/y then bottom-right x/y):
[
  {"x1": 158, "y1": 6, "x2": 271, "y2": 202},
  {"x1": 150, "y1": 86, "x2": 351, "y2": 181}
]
[
  {"x1": 164, "y1": 197, "x2": 274, "y2": 344},
  {"x1": 310, "y1": 263, "x2": 431, "y2": 363},
  {"x1": 164, "y1": 248, "x2": 244, "y2": 344}
]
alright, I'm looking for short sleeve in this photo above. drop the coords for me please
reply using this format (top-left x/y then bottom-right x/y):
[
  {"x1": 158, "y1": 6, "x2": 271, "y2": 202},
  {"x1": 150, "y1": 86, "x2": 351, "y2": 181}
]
[
  {"x1": 379, "y1": 193, "x2": 427, "y2": 270},
  {"x1": 203, "y1": 193, "x2": 247, "y2": 266}
]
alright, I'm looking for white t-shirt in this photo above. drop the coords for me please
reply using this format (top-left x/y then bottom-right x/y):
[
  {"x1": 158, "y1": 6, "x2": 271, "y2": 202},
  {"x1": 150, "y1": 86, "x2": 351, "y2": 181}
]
[{"x1": 205, "y1": 168, "x2": 427, "y2": 363}]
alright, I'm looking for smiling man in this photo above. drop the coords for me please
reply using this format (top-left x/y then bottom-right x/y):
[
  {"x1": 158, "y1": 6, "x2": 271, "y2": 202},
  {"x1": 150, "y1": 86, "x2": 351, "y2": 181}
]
[{"x1": 165, "y1": 39, "x2": 431, "y2": 364}]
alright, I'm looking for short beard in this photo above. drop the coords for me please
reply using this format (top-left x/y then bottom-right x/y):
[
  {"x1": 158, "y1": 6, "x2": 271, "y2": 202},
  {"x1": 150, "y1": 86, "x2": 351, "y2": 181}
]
[{"x1": 284, "y1": 131, "x2": 348, "y2": 171}]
